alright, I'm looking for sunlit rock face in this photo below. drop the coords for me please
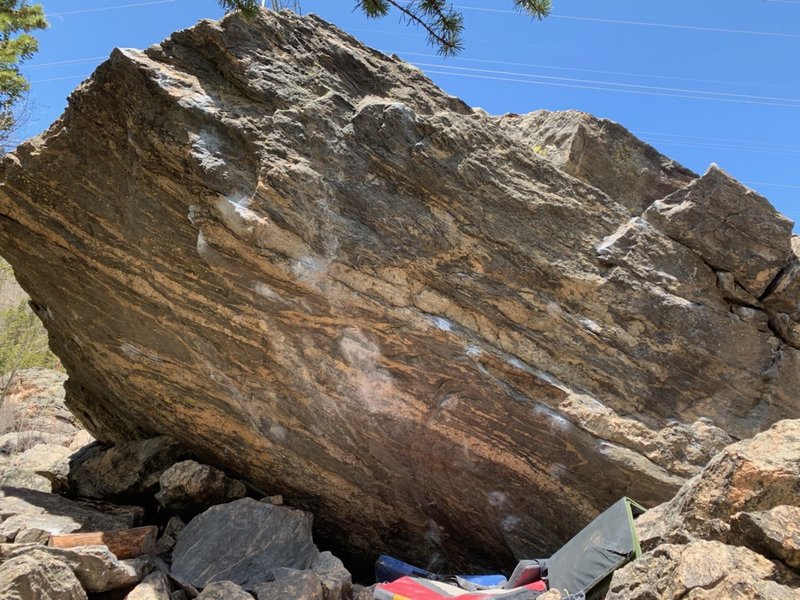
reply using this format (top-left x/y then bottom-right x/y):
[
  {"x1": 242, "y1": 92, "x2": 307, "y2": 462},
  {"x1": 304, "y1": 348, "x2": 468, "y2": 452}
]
[{"x1": 0, "y1": 9, "x2": 798, "y2": 572}]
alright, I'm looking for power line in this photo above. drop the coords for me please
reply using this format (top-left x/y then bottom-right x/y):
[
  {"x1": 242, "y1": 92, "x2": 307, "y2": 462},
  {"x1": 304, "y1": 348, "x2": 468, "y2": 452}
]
[
  {"x1": 743, "y1": 181, "x2": 800, "y2": 189},
  {"x1": 634, "y1": 130, "x2": 800, "y2": 150},
  {"x1": 422, "y1": 67, "x2": 800, "y2": 108},
  {"x1": 453, "y1": 4, "x2": 800, "y2": 39},
  {"x1": 413, "y1": 62, "x2": 800, "y2": 107},
  {"x1": 643, "y1": 137, "x2": 800, "y2": 156},
  {"x1": 398, "y1": 51, "x2": 800, "y2": 91},
  {"x1": 31, "y1": 75, "x2": 88, "y2": 84},
  {"x1": 26, "y1": 57, "x2": 106, "y2": 70},
  {"x1": 48, "y1": 0, "x2": 176, "y2": 17}
]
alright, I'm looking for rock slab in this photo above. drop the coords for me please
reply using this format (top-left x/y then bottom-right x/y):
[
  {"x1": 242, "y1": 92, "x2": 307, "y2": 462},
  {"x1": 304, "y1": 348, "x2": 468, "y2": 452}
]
[{"x1": 171, "y1": 498, "x2": 319, "y2": 591}]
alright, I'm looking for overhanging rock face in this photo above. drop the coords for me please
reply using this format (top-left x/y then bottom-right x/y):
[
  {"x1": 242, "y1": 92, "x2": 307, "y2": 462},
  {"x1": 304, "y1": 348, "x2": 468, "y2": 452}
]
[{"x1": 1, "y1": 10, "x2": 798, "y2": 571}]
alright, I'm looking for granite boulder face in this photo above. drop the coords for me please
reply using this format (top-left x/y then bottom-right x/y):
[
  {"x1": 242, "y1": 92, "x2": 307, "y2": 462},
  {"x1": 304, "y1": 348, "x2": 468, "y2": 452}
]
[{"x1": 0, "y1": 9, "x2": 799, "y2": 571}]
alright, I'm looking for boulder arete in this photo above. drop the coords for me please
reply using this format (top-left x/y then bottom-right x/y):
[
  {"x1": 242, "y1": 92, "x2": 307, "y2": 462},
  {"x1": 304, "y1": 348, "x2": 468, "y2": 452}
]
[{"x1": 1, "y1": 10, "x2": 799, "y2": 570}]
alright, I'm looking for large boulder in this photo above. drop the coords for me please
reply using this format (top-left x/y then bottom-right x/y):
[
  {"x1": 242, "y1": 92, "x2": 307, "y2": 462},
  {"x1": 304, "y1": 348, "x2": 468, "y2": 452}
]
[
  {"x1": 311, "y1": 552, "x2": 351, "y2": 600},
  {"x1": 607, "y1": 541, "x2": 798, "y2": 600},
  {"x1": 636, "y1": 419, "x2": 800, "y2": 551},
  {"x1": 171, "y1": 498, "x2": 319, "y2": 591},
  {"x1": 5, "y1": 443, "x2": 72, "y2": 493},
  {"x1": 0, "y1": 369, "x2": 86, "y2": 456},
  {"x1": 0, "y1": 543, "x2": 147, "y2": 593},
  {"x1": 608, "y1": 420, "x2": 800, "y2": 599},
  {"x1": 0, "y1": 9, "x2": 798, "y2": 569}
]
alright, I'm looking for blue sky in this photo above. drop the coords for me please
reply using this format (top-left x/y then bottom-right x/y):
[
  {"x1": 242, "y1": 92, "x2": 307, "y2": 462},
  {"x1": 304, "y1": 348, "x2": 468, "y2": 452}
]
[{"x1": 20, "y1": 0, "x2": 800, "y2": 226}]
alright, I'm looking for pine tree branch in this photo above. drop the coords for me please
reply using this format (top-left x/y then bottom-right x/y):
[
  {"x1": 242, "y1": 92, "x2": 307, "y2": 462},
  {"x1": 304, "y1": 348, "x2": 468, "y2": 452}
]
[
  {"x1": 513, "y1": 0, "x2": 552, "y2": 19},
  {"x1": 220, "y1": 0, "x2": 551, "y2": 55},
  {"x1": 382, "y1": 0, "x2": 462, "y2": 56}
]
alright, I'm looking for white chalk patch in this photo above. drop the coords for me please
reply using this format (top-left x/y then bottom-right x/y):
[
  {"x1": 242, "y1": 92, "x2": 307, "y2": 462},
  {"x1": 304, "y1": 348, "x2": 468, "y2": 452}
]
[
  {"x1": 338, "y1": 328, "x2": 399, "y2": 415},
  {"x1": 507, "y1": 356, "x2": 530, "y2": 372},
  {"x1": 196, "y1": 230, "x2": 211, "y2": 257},
  {"x1": 438, "y1": 395, "x2": 459, "y2": 410},
  {"x1": 269, "y1": 424, "x2": 287, "y2": 441},
  {"x1": 533, "y1": 404, "x2": 572, "y2": 432},
  {"x1": 292, "y1": 254, "x2": 332, "y2": 283},
  {"x1": 119, "y1": 342, "x2": 161, "y2": 363},
  {"x1": 548, "y1": 463, "x2": 568, "y2": 480},
  {"x1": 425, "y1": 518, "x2": 442, "y2": 546},
  {"x1": 579, "y1": 317, "x2": 603, "y2": 335},
  {"x1": 214, "y1": 195, "x2": 264, "y2": 237},
  {"x1": 465, "y1": 345, "x2": 482, "y2": 358},
  {"x1": 501, "y1": 515, "x2": 522, "y2": 533},
  {"x1": 187, "y1": 204, "x2": 200, "y2": 224},
  {"x1": 253, "y1": 281, "x2": 282, "y2": 302},
  {"x1": 487, "y1": 491, "x2": 507, "y2": 508},
  {"x1": 429, "y1": 316, "x2": 454, "y2": 332}
]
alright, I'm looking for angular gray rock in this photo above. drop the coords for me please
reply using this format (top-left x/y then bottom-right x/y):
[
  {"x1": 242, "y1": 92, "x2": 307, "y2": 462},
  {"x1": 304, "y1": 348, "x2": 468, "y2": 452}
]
[
  {"x1": 502, "y1": 109, "x2": 697, "y2": 215},
  {"x1": 253, "y1": 570, "x2": 323, "y2": 600},
  {"x1": 154, "y1": 515, "x2": 185, "y2": 556},
  {"x1": 155, "y1": 460, "x2": 246, "y2": 517},
  {"x1": 637, "y1": 419, "x2": 800, "y2": 550},
  {"x1": 68, "y1": 436, "x2": 189, "y2": 501},
  {"x1": 1, "y1": 9, "x2": 798, "y2": 570},
  {"x1": 0, "y1": 549, "x2": 87, "y2": 600},
  {"x1": 351, "y1": 584, "x2": 378, "y2": 600},
  {"x1": 0, "y1": 486, "x2": 137, "y2": 541},
  {"x1": 609, "y1": 420, "x2": 800, "y2": 599},
  {"x1": 171, "y1": 498, "x2": 319, "y2": 591},
  {"x1": 764, "y1": 237, "x2": 800, "y2": 316},
  {"x1": 730, "y1": 506, "x2": 800, "y2": 570},
  {"x1": 0, "y1": 543, "x2": 146, "y2": 592},
  {"x1": 127, "y1": 571, "x2": 173, "y2": 600},
  {"x1": 196, "y1": 581, "x2": 252, "y2": 600},
  {"x1": 7, "y1": 443, "x2": 72, "y2": 493},
  {"x1": 607, "y1": 541, "x2": 798, "y2": 600},
  {"x1": 643, "y1": 165, "x2": 794, "y2": 297},
  {"x1": 0, "y1": 468, "x2": 53, "y2": 494},
  {"x1": 311, "y1": 551, "x2": 351, "y2": 600},
  {"x1": 13, "y1": 526, "x2": 51, "y2": 544}
]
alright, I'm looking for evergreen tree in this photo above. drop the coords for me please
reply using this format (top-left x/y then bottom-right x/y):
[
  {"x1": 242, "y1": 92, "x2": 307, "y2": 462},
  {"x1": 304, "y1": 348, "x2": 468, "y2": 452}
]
[
  {"x1": 0, "y1": 1, "x2": 47, "y2": 151},
  {"x1": 218, "y1": 0, "x2": 551, "y2": 56}
]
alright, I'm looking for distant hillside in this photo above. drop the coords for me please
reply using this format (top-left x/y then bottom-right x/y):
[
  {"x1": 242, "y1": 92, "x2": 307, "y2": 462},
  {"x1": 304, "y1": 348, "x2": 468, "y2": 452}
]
[{"x1": 0, "y1": 258, "x2": 60, "y2": 377}]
